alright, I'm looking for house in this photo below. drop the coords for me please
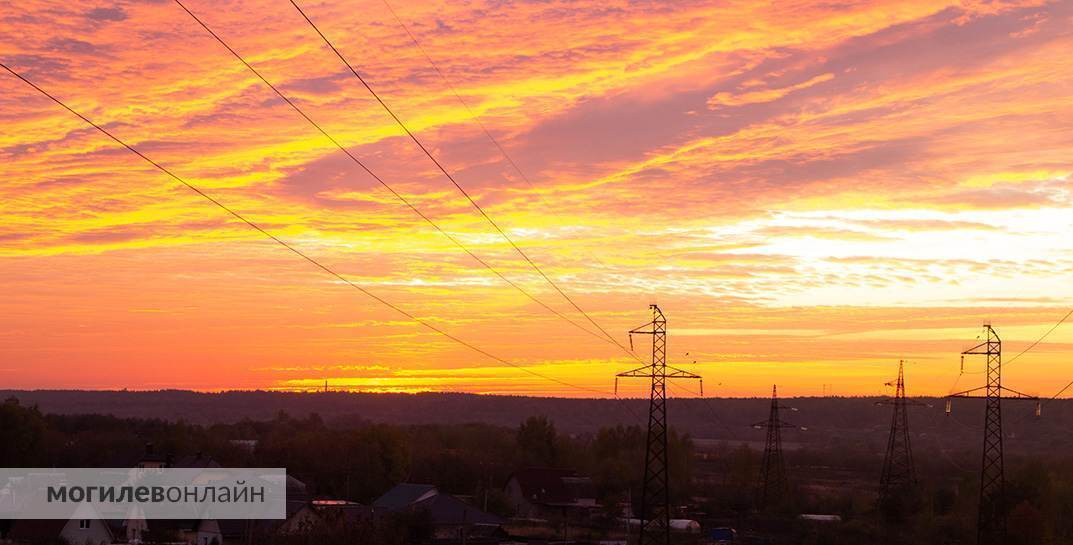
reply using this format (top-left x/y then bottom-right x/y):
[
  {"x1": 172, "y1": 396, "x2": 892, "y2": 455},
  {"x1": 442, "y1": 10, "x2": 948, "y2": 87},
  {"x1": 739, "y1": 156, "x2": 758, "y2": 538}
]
[
  {"x1": 278, "y1": 500, "x2": 373, "y2": 536},
  {"x1": 374, "y1": 483, "x2": 505, "y2": 543},
  {"x1": 3, "y1": 490, "x2": 115, "y2": 545},
  {"x1": 127, "y1": 452, "x2": 291, "y2": 545},
  {"x1": 504, "y1": 468, "x2": 598, "y2": 519},
  {"x1": 409, "y1": 493, "x2": 505, "y2": 542}
]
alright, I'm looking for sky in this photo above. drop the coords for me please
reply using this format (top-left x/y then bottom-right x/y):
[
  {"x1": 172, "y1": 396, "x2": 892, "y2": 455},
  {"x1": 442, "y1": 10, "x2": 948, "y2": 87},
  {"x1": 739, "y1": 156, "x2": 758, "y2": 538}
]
[{"x1": 1, "y1": 0, "x2": 1072, "y2": 398}]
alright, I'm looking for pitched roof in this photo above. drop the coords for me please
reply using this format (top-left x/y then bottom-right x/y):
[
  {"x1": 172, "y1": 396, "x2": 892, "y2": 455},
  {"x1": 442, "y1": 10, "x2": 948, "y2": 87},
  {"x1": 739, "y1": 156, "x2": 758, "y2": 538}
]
[
  {"x1": 299, "y1": 500, "x2": 374, "y2": 528},
  {"x1": 507, "y1": 468, "x2": 596, "y2": 506},
  {"x1": 373, "y1": 483, "x2": 438, "y2": 511},
  {"x1": 411, "y1": 493, "x2": 503, "y2": 526}
]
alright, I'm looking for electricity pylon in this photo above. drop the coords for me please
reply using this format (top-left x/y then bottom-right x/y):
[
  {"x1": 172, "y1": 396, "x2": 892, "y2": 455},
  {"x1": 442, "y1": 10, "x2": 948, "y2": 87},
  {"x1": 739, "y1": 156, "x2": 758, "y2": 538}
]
[
  {"x1": 877, "y1": 360, "x2": 921, "y2": 518},
  {"x1": 615, "y1": 305, "x2": 701, "y2": 545},
  {"x1": 753, "y1": 385, "x2": 797, "y2": 511},
  {"x1": 948, "y1": 324, "x2": 1038, "y2": 545}
]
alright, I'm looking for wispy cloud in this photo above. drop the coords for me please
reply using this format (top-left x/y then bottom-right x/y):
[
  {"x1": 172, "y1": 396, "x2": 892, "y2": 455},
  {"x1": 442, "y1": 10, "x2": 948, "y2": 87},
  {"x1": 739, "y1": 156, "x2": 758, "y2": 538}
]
[{"x1": 1, "y1": 0, "x2": 1071, "y2": 396}]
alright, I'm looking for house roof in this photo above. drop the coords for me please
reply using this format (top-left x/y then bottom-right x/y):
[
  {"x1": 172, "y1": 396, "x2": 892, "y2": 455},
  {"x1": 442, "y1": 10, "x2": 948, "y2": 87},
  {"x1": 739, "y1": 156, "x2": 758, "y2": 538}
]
[
  {"x1": 507, "y1": 468, "x2": 596, "y2": 506},
  {"x1": 373, "y1": 483, "x2": 438, "y2": 511},
  {"x1": 302, "y1": 500, "x2": 374, "y2": 527},
  {"x1": 411, "y1": 493, "x2": 503, "y2": 527}
]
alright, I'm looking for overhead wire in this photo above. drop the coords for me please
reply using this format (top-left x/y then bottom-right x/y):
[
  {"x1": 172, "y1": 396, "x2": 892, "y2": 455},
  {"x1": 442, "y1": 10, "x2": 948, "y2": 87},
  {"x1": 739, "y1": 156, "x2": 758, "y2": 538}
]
[
  {"x1": 285, "y1": 0, "x2": 634, "y2": 357},
  {"x1": 4, "y1": 60, "x2": 653, "y2": 421},
  {"x1": 377, "y1": 0, "x2": 535, "y2": 189},
  {"x1": 373, "y1": 0, "x2": 635, "y2": 362},
  {"x1": 0, "y1": 60, "x2": 617, "y2": 400},
  {"x1": 169, "y1": 0, "x2": 633, "y2": 356},
  {"x1": 1005, "y1": 308, "x2": 1073, "y2": 366},
  {"x1": 666, "y1": 381, "x2": 739, "y2": 439},
  {"x1": 952, "y1": 310, "x2": 1073, "y2": 426},
  {"x1": 1006, "y1": 309, "x2": 1073, "y2": 425}
]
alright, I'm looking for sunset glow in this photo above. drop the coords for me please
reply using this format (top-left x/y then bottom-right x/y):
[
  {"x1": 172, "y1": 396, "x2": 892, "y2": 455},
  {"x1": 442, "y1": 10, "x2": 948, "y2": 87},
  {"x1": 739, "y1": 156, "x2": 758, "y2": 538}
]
[{"x1": 2, "y1": 0, "x2": 1072, "y2": 397}]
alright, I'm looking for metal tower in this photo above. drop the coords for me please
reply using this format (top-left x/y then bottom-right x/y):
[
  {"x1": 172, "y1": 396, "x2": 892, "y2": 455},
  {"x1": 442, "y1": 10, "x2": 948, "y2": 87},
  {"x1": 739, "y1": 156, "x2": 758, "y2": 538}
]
[
  {"x1": 616, "y1": 305, "x2": 700, "y2": 545},
  {"x1": 878, "y1": 360, "x2": 919, "y2": 517},
  {"x1": 753, "y1": 385, "x2": 796, "y2": 511},
  {"x1": 948, "y1": 324, "x2": 1037, "y2": 545}
]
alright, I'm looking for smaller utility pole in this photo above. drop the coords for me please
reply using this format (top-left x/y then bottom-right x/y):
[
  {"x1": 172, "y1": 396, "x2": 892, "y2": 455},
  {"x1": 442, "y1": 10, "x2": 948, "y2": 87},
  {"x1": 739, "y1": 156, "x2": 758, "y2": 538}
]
[{"x1": 753, "y1": 385, "x2": 798, "y2": 511}]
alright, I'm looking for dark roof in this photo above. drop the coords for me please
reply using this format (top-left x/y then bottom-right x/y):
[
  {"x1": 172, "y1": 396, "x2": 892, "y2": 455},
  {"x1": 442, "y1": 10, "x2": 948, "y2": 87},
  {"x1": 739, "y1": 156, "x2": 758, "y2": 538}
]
[
  {"x1": 507, "y1": 468, "x2": 595, "y2": 506},
  {"x1": 373, "y1": 483, "x2": 438, "y2": 511},
  {"x1": 411, "y1": 493, "x2": 503, "y2": 527}
]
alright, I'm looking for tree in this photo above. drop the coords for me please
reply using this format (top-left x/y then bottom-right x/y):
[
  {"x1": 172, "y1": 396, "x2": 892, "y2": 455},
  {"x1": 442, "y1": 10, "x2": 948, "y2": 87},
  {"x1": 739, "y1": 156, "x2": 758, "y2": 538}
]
[
  {"x1": 0, "y1": 399, "x2": 46, "y2": 466},
  {"x1": 517, "y1": 416, "x2": 558, "y2": 466}
]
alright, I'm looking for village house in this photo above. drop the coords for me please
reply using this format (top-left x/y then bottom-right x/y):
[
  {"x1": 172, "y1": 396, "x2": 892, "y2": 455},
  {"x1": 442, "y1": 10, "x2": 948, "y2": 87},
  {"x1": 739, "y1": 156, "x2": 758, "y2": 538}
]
[
  {"x1": 278, "y1": 499, "x2": 373, "y2": 535},
  {"x1": 503, "y1": 468, "x2": 598, "y2": 520},
  {"x1": 5, "y1": 518, "x2": 114, "y2": 545},
  {"x1": 374, "y1": 483, "x2": 506, "y2": 544}
]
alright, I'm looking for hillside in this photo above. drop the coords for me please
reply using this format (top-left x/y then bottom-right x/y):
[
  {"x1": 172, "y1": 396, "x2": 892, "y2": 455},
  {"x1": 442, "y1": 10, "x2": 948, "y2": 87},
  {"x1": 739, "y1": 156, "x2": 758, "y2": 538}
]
[{"x1": 3, "y1": 389, "x2": 1068, "y2": 456}]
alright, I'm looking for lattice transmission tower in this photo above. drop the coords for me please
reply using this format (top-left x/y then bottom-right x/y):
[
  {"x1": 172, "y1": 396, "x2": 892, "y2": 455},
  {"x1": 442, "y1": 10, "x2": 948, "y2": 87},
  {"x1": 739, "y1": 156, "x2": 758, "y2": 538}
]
[
  {"x1": 753, "y1": 385, "x2": 797, "y2": 511},
  {"x1": 616, "y1": 305, "x2": 701, "y2": 545},
  {"x1": 948, "y1": 324, "x2": 1038, "y2": 545},
  {"x1": 878, "y1": 360, "x2": 921, "y2": 518}
]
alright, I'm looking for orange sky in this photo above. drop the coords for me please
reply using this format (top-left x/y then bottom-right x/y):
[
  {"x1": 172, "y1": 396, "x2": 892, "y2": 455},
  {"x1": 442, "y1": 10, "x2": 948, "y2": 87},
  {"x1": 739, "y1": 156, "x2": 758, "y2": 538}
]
[{"x1": 2, "y1": 0, "x2": 1072, "y2": 398}]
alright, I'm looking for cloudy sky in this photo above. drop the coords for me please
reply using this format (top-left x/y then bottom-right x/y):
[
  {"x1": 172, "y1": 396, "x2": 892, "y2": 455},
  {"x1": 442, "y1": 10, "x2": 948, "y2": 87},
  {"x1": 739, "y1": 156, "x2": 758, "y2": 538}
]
[{"x1": 2, "y1": 0, "x2": 1072, "y2": 397}]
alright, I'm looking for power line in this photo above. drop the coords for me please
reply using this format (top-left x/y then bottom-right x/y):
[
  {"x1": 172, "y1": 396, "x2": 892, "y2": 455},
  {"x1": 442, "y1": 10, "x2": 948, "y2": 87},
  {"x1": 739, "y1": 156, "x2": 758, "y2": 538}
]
[
  {"x1": 375, "y1": 0, "x2": 630, "y2": 349},
  {"x1": 983, "y1": 308, "x2": 1073, "y2": 426},
  {"x1": 3, "y1": 59, "x2": 647, "y2": 415},
  {"x1": 1006, "y1": 308, "x2": 1073, "y2": 365},
  {"x1": 666, "y1": 381, "x2": 737, "y2": 437},
  {"x1": 170, "y1": 0, "x2": 630, "y2": 354},
  {"x1": 1010, "y1": 371, "x2": 1073, "y2": 427},
  {"x1": 286, "y1": 0, "x2": 632, "y2": 356},
  {"x1": 377, "y1": 0, "x2": 534, "y2": 188},
  {"x1": 0, "y1": 60, "x2": 613, "y2": 399}
]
